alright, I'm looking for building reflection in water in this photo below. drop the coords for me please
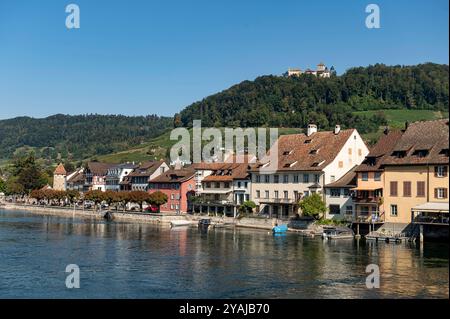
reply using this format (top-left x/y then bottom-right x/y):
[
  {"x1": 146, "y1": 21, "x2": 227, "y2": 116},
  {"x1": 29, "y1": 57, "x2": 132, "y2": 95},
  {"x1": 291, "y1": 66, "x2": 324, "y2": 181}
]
[{"x1": 0, "y1": 209, "x2": 447, "y2": 298}]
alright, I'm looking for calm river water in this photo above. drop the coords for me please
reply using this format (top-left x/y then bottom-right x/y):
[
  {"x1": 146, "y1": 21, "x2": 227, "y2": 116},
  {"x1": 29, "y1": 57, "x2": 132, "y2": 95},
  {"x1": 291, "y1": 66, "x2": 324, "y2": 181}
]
[{"x1": 0, "y1": 209, "x2": 448, "y2": 299}]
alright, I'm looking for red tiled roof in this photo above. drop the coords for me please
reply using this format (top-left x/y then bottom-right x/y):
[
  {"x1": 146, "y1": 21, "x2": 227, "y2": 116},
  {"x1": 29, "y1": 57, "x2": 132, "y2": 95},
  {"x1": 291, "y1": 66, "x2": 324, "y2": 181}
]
[
  {"x1": 355, "y1": 130, "x2": 403, "y2": 172},
  {"x1": 149, "y1": 168, "x2": 195, "y2": 183},
  {"x1": 128, "y1": 160, "x2": 166, "y2": 177},
  {"x1": 54, "y1": 163, "x2": 67, "y2": 175},
  {"x1": 250, "y1": 129, "x2": 355, "y2": 171},
  {"x1": 381, "y1": 119, "x2": 449, "y2": 166},
  {"x1": 86, "y1": 162, "x2": 115, "y2": 175}
]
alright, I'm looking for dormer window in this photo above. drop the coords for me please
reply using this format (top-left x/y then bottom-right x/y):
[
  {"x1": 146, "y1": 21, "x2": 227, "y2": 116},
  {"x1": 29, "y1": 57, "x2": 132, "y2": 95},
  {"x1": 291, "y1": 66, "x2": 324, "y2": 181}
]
[
  {"x1": 392, "y1": 150, "x2": 407, "y2": 158},
  {"x1": 366, "y1": 157, "x2": 376, "y2": 166},
  {"x1": 412, "y1": 149, "x2": 429, "y2": 158},
  {"x1": 309, "y1": 149, "x2": 318, "y2": 155},
  {"x1": 311, "y1": 162, "x2": 320, "y2": 167},
  {"x1": 304, "y1": 139, "x2": 312, "y2": 144},
  {"x1": 282, "y1": 150, "x2": 293, "y2": 155},
  {"x1": 440, "y1": 149, "x2": 449, "y2": 156}
]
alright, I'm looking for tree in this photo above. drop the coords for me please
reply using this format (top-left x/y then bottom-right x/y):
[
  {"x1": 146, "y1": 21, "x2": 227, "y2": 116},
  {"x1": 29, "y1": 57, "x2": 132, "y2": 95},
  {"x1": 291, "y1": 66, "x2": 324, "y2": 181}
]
[
  {"x1": 149, "y1": 191, "x2": 168, "y2": 213},
  {"x1": 84, "y1": 190, "x2": 106, "y2": 210},
  {"x1": 298, "y1": 193, "x2": 327, "y2": 220},
  {"x1": 0, "y1": 178, "x2": 6, "y2": 193},
  {"x1": 238, "y1": 201, "x2": 256, "y2": 217},
  {"x1": 128, "y1": 191, "x2": 151, "y2": 211},
  {"x1": 9, "y1": 153, "x2": 48, "y2": 194}
]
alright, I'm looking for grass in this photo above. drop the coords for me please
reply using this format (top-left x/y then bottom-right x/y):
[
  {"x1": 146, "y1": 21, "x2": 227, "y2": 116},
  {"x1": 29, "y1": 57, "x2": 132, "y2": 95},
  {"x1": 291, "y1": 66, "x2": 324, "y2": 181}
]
[{"x1": 354, "y1": 109, "x2": 448, "y2": 128}]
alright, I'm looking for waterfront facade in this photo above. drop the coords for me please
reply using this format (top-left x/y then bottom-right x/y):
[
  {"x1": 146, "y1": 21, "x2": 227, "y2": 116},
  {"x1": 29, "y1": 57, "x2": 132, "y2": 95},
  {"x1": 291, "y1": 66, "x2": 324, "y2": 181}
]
[
  {"x1": 148, "y1": 168, "x2": 196, "y2": 213},
  {"x1": 323, "y1": 166, "x2": 357, "y2": 220},
  {"x1": 250, "y1": 125, "x2": 369, "y2": 218},
  {"x1": 128, "y1": 160, "x2": 169, "y2": 191},
  {"x1": 381, "y1": 120, "x2": 449, "y2": 224},
  {"x1": 105, "y1": 163, "x2": 137, "y2": 192}
]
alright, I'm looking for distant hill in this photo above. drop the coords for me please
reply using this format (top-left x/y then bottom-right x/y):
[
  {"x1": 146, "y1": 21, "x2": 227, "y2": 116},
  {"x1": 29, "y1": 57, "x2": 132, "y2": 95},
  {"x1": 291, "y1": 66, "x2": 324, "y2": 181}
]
[
  {"x1": 177, "y1": 63, "x2": 449, "y2": 134},
  {"x1": 1, "y1": 63, "x2": 448, "y2": 168},
  {"x1": 0, "y1": 114, "x2": 173, "y2": 164}
]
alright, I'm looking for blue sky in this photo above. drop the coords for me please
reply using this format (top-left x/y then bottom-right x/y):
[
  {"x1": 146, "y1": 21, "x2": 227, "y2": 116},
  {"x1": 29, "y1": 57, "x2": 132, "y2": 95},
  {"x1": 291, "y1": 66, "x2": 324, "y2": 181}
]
[{"x1": 0, "y1": 0, "x2": 448, "y2": 119}]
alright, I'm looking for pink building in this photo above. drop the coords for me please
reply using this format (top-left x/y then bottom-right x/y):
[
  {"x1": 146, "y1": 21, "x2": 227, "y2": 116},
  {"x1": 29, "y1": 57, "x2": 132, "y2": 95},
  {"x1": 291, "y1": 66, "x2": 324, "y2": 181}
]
[{"x1": 148, "y1": 168, "x2": 196, "y2": 213}]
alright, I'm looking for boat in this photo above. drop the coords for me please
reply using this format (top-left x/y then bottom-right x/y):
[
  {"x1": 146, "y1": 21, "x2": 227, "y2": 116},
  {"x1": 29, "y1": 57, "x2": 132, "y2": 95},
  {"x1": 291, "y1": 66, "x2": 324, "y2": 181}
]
[
  {"x1": 198, "y1": 219, "x2": 211, "y2": 227},
  {"x1": 272, "y1": 224, "x2": 288, "y2": 234},
  {"x1": 170, "y1": 220, "x2": 192, "y2": 227},
  {"x1": 322, "y1": 226, "x2": 354, "y2": 239}
]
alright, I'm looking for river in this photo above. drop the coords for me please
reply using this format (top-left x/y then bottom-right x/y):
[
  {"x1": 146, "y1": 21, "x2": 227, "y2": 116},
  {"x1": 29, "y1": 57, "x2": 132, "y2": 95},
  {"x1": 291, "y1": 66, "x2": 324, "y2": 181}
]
[{"x1": 0, "y1": 209, "x2": 448, "y2": 298}]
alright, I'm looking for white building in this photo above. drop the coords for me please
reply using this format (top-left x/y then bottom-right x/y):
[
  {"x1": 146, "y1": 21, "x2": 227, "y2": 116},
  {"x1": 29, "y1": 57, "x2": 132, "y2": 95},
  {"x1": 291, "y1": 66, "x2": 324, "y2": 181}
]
[
  {"x1": 105, "y1": 163, "x2": 138, "y2": 192},
  {"x1": 249, "y1": 124, "x2": 369, "y2": 219}
]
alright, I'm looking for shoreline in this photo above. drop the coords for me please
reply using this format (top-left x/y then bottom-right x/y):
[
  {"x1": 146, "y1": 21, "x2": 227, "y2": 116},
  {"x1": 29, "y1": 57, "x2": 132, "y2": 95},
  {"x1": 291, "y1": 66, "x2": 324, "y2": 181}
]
[{"x1": 0, "y1": 203, "x2": 295, "y2": 232}]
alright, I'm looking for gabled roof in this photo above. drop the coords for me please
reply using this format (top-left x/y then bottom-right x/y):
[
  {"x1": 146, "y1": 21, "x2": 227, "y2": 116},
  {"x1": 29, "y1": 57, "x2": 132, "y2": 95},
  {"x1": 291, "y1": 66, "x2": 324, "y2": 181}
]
[
  {"x1": 86, "y1": 162, "x2": 116, "y2": 175},
  {"x1": 202, "y1": 162, "x2": 250, "y2": 182},
  {"x1": 128, "y1": 160, "x2": 166, "y2": 178},
  {"x1": 250, "y1": 129, "x2": 356, "y2": 172},
  {"x1": 356, "y1": 129, "x2": 403, "y2": 172},
  {"x1": 325, "y1": 166, "x2": 357, "y2": 188},
  {"x1": 149, "y1": 168, "x2": 195, "y2": 183},
  {"x1": 54, "y1": 163, "x2": 67, "y2": 175},
  {"x1": 381, "y1": 119, "x2": 449, "y2": 166}
]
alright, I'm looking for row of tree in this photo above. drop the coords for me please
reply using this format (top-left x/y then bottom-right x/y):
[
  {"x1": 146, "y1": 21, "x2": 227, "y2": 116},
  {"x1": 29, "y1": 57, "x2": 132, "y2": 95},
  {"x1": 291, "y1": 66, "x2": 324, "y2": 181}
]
[{"x1": 29, "y1": 189, "x2": 168, "y2": 212}]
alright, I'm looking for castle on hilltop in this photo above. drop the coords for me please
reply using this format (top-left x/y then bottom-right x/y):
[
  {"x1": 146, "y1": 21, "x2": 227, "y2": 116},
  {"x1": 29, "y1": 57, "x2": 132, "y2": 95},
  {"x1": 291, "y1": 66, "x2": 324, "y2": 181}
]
[{"x1": 285, "y1": 62, "x2": 334, "y2": 78}]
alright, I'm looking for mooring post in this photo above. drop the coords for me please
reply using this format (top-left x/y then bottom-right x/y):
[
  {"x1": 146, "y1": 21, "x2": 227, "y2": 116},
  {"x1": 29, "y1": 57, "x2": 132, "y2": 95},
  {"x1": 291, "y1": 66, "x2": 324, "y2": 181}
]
[{"x1": 419, "y1": 224, "x2": 424, "y2": 244}]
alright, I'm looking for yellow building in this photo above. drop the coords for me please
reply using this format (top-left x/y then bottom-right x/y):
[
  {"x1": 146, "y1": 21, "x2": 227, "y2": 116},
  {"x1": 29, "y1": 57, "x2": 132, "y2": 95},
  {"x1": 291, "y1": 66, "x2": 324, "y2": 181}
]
[
  {"x1": 381, "y1": 120, "x2": 449, "y2": 224},
  {"x1": 353, "y1": 129, "x2": 404, "y2": 224}
]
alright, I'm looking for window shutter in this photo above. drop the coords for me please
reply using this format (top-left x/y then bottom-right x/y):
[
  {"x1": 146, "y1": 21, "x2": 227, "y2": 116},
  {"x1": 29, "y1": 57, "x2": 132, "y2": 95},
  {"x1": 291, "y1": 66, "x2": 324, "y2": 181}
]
[
  {"x1": 434, "y1": 188, "x2": 438, "y2": 199},
  {"x1": 434, "y1": 166, "x2": 438, "y2": 177},
  {"x1": 444, "y1": 166, "x2": 448, "y2": 177},
  {"x1": 444, "y1": 188, "x2": 448, "y2": 199}
]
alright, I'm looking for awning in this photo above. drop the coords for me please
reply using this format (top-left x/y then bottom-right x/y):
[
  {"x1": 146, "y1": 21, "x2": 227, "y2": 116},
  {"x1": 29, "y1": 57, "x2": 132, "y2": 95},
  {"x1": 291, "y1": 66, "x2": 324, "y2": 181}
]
[
  {"x1": 351, "y1": 186, "x2": 383, "y2": 191},
  {"x1": 411, "y1": 202, "x2": 449, "y2": 213}
]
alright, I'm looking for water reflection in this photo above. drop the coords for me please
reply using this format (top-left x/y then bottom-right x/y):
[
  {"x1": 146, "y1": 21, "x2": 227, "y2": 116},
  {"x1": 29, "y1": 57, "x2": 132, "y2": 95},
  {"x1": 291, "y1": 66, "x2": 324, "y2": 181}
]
[{"x1": 0, "y1": 209, "x2": 448, "y2": 299}]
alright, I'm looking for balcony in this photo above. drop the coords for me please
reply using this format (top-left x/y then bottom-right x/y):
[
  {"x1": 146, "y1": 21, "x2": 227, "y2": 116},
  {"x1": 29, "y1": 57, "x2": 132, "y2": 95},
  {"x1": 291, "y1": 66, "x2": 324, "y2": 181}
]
[
  {"x1": 258, "y1": 198, "x2": 296, "y2": 204},
  {"x1": 353, "y1": 213, "x2": 385, "y2": 223},
  {"x1": 353, "y1": 196, "x2": 382, "y2": 204}
]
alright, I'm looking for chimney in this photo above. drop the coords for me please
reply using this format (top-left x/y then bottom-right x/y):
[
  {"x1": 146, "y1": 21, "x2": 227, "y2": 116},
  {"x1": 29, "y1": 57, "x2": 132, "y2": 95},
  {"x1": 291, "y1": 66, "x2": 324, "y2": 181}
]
[
  {"x1": 307, "y1": 124, "x2": 317, "y2": 136},
  {"x1": 383, "y1": 126, "x2": 389, "y2": 135},
  {"x1": 334, "y1": 125, "x2": 341, "y2": 135},
  {"x1": 404, "y1": 121, "x2": 409, "y2": 130}
]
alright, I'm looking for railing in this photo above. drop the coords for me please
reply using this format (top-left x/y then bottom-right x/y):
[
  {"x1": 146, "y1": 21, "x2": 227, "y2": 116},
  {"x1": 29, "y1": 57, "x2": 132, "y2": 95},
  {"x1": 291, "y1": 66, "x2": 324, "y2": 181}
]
[
  {"x1": 414, "y1": 215, "x2": 449, "y2": 225},
  {"x1": 354, "y1": 213, "x2": 385, "y2": 223},
  {"x1": 257, "y1": 198, "x2": 296, "y2": 204}
]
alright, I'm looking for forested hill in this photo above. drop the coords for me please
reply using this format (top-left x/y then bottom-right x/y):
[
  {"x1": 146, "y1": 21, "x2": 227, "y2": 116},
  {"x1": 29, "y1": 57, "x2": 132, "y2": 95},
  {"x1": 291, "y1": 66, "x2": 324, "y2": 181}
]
[
  {"x1": 177, "y1": 63, "x2": 449, "y2": 133},
  {"x1": 0, "y1": 114, "x2": 172, "y2": 162}
]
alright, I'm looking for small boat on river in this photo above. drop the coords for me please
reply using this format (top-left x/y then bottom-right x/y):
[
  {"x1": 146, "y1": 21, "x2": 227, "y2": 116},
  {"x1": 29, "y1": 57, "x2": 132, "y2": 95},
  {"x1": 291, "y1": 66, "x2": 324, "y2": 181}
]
[
  {"x1": 272, "y1": 224, "x2": 288, "y2": 234},
  {"x1": 170, "y1": 220, "x2": 192, "y2": 227},
  {"x1": 322, "y1": 226, "x2": 354, "y2": 240}
]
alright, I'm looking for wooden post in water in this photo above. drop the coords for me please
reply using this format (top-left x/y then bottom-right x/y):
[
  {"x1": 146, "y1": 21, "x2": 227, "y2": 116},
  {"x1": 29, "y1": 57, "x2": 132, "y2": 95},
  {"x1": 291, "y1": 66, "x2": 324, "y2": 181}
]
[{"x1": 419, "y1": 224, "x2": 424, "y2": 244}]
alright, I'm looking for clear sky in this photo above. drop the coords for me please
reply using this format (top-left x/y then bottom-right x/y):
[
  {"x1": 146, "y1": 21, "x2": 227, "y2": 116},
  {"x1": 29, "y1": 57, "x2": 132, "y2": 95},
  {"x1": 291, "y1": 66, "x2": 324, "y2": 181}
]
[{"x1": 0, "y1": 0, "x2": 448, "y2": 119}]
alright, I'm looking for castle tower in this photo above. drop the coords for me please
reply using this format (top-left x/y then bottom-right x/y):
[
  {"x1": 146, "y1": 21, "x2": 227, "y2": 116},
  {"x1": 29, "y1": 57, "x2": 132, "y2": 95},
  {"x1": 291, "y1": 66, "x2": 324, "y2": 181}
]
[
  {"x1": 317, "y1": 62, "x2": 326, "y2": 72},
  {"x1": 53, "y1": 163, "x2": 67, "y2": 191}
]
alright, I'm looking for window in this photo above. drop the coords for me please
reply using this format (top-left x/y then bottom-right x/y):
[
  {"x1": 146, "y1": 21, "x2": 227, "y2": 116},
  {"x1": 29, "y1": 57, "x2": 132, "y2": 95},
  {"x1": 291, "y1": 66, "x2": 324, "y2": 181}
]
[
  {"x1": 330, "y1": 188, "x2": 340, "y2": 197},
  {"x1": 294, "y1": 191, "x2": 300, "y2": 201},
  {"x1": 362, "y1": 172, "x2": 368, "y2": 181},
  {"x1": 390, "y1": 205, "x2": 398, "y2": 217},
  {"x1": 265, "y1": 191, "x2": 269, "y2": 199},
  {"x1": 435, "y1": 188, "x2": 448, "y2": 199},
  {"x1": 237, "y1": 181, "x2": 241, "y2": 188},
  {"x1": 245, "y1": 194, "x2": 249, "y2": 201},
  {"x1": 214, "y1": 182, "x2": 220, "y2": 188},
  {"x1": 170, "y1": 204, "x2": 174, "y2": 210},
  {"x1": 171, "y1": 194, "x2": 174, "y2": 200},
  {"x1": 224, "y1": 182, "x2": 230, "y2": 188},
  {"x1": 283, "y1": 175, "x2": 289, "y2": 183},
  {"x1": 284, "y1": 191, "x2": 288, "y2": 199},
  {"x1": 274, "y1": 191, "x2": 279, "y2": 199},
  {"x1": 175, "y1": 204, "x2": 179, "y2": 210},
  {"x1": 338, "y1": 161, "x2": 343, "y2": 168},
  {"x1": 348, "y1": 148, "x2": 352, "y2": 155},
  {"x1": 293, "y1": 175, "x2": 299, "y2": 183},
  {"x1": 329, "y1": 205, "x2": 340, "y2": 215},
  {"x1": 436, "y1": 166, "x2": 448, "y2": 178},
  {"x1": 390, "y1": 181, "x2": 398, "y2": 197},
  {"x1": 358, "y1": 149, "x2": 362, "y2": 156},
  {"x1": 304, "y1": 191, "x2": 310, "y2": 197},
  {"x1": 374, "y1": 172, "x2": 381, "y2": 181},
  {"x1": 256, "y1": 190, "x2": 260, "y2": 198},
  {"x1": 303, "y1": 174, "x2": 309, "y2": 183},
  {"x1": 274, "y1": 175, "x2": 279, "y2": 183},
  {"x1": 403, "y1": 181, "x2": 411, "y2": 197},
  {"x1": 265, "y1": 175, "x2": 270, "y2": 183},
  {"x1": 205, "y1": 182, "x2": 211, "y2": 188},
  {"x1": 417, "y1": 181, "x2": 425, "y2": 197},
  {"x1": 330, "y1": 175, "x2": 335, "y2": 182},
  {"x1": 314, "y1": 174, "x2": 320, "y2": 184},
  {"x1": 345, "y1": 206, "x2": 353, "y2": 215},
  {"x1": 255, "y1": 175, "x2": 260, "y2": 183},
  {"x1": 343, "y1": 188, "x2": 350, "y2": 197}
]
